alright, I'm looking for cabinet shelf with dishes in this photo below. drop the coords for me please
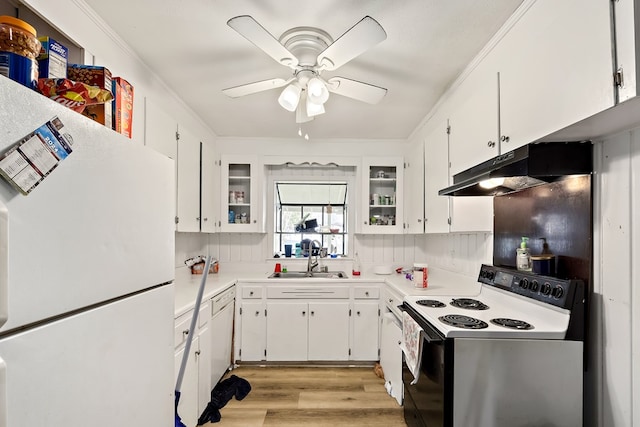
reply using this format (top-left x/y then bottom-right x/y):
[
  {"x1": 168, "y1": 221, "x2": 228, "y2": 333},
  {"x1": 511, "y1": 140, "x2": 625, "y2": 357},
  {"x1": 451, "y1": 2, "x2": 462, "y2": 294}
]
[
  {"x1": 220, "y1": 155, "x2": 263, "y2": 232},
  {"x1": 359, "y1": 157, "x2": 404, "y2": 233}
]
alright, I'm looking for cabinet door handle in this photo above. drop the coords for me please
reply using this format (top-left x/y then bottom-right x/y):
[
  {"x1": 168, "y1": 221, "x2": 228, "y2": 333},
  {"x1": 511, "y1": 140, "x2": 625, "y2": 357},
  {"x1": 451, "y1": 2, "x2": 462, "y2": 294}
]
[
  {"x1": 388, "y1": 299, "x2": 393, "y2": 303},
  {"x1": 195, "y1": 350, "x2": 201, "y2": 356},
  {"x1": 203, "y1": 218, "x2": 208, "y2": 222},
  {"x1": 302, "y1": 311, "x2": 306, "y2": 316},
  {"x1": 487, "y1": 141, "x2": 496, "y2": 148},
  {"x1": 182, "y1": 329, "x2": 189, "y2": 336},
  {"x1": 249, "y1": 291, "x2": 254, "y2": 296},
  {"x1": 255, "y1": 311, "x2": 260, "y2": 316},
  {"x1": 500, "y1": 135, "x2": 510, "y2": 143},
  {"x1": 196, "y1": 217, "x2": 200, "y2": 221},
  {"x1": 357, "y1": 311, "x2": 361, "y2": 316},
  {"x1": 365, "y1": 292, "x2": 369, "y2": 296},
  {"x1": 311, "y1": 311, "x2": 315, "y2": 316}
]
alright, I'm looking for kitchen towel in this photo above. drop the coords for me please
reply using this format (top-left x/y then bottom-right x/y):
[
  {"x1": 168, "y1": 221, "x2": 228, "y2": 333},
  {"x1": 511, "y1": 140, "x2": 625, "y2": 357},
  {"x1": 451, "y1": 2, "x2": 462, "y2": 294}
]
[{"x1": 400, "y1": 311, "x2": 424, "y2": 385}]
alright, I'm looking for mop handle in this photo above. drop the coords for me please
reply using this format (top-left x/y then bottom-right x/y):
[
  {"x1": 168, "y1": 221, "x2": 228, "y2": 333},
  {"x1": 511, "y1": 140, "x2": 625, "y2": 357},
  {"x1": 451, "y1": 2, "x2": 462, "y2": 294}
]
[{"x1": 175, "y1": 255, "x2": 212, "y2": 393}]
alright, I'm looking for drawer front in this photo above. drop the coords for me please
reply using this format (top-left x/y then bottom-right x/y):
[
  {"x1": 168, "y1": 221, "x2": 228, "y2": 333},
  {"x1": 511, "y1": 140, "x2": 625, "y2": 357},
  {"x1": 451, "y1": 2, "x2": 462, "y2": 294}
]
[
  {"x1": 354, "y1": 287, "x2": 379, "y2": 299},
  {"x1": 174, "y1": 310, "x2": 192, "y2": 348},
  {"x1": 242, "y1": 286, "x2": 263, "y2": 299},
  {"x1": 384, "y1": 288, "x2": 403, "y2": 319},
  {"x1": 266, "y1": 287, "x2": 350, "y2": 299}
]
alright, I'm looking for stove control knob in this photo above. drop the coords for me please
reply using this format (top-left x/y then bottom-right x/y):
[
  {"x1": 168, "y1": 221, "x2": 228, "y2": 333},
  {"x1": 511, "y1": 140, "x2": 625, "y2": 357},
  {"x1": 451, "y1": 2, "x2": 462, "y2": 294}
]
[
  {"x1": 530, "y1": 280, "x2": 539, "y2": 292},
  {"x1": 552, "y1": 286, "x2": 564, "y2": 299},
  {"x1": 519, "y1": 278, "x2": 529, "y2": 289},
  {"x1": 541, "y1": 283, "x2": 552, "y2": 296}
]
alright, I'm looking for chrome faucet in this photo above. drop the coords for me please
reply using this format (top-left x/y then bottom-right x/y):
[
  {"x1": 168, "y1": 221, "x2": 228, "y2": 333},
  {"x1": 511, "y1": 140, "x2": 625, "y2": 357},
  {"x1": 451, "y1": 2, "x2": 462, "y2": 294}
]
[{"x1": 307, "y1": 239, "x2": 323, "y2": 273}]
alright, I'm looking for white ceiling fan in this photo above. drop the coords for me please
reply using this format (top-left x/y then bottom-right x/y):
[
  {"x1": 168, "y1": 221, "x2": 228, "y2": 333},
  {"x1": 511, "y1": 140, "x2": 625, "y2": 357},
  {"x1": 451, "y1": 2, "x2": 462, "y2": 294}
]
[{"x1": 222, "y1": 15, "x2": 388, "y2": 123}]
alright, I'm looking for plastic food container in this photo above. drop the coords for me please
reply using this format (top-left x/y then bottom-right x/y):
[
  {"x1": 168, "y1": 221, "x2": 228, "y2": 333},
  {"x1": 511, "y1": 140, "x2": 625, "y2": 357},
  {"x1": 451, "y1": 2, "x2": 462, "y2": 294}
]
[{"x1": 0, "y1": 16, "x2": 41, "y2": 88}]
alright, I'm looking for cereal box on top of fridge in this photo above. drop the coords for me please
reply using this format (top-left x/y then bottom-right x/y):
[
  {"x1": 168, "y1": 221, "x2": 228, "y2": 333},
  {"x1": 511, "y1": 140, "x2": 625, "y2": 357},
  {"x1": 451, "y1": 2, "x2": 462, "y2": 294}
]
[
  {"x1": 67, "y1": 64, "x2": 112, "y2": 126},
  {"x1": 67, "y1": 64, "x2": 111, "y2": 90},
  {"x1": 37, "y1": 37, "x2": 68, "y2": 79},
  {"x1": 112, "y1": 77, "x2": 133, "y2": 138}
]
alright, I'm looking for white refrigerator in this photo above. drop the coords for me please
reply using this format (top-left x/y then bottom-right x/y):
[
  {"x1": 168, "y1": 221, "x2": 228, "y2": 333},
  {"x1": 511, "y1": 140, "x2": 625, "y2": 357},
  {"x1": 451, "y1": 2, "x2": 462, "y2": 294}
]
[{"x1": 0, "y1": 76, "x2": 176, "y2": 426}]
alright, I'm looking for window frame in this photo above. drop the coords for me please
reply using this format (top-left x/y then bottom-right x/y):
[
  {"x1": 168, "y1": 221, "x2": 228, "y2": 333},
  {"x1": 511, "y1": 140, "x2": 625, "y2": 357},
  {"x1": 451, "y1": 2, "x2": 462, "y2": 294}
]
[{"x1": 266, "y1": 172, "x2": 356, "y2": 259}]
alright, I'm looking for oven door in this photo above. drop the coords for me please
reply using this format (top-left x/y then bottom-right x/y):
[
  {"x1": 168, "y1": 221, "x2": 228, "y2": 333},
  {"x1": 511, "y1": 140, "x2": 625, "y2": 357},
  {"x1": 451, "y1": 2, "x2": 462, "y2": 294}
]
[{"x1": 401, "y1": 304, "x2": 453, "y2": 427}]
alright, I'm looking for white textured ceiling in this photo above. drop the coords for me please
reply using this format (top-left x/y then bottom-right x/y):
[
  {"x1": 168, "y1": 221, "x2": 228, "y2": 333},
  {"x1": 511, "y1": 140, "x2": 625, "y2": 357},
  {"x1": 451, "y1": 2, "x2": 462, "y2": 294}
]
[{"x1": 83, "y1": 0, "x2": 523, "y2": 140}]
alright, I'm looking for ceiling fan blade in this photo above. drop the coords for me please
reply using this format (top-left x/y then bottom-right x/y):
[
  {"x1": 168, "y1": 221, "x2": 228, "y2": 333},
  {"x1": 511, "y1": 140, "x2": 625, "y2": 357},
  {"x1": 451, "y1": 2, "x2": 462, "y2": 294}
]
[
  {"x1": 317, "y1": 16, "x2": 387, "y2": 71},
  {"x1": 227, "y1": 15, "x2": 299, "y2": 68},
  {"x1": 326, "y1": 77, "x2": 387, "y2": 104},
  {"x1": 222, "y1": 78, "x2": 291, "y2": 98}
]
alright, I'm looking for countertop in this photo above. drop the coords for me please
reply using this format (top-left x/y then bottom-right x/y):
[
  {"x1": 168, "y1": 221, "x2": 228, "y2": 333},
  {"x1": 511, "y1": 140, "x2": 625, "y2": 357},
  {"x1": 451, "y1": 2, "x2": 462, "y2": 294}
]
[{"x1": 174, "y1": 265, "x2": 481, "y2": 318}]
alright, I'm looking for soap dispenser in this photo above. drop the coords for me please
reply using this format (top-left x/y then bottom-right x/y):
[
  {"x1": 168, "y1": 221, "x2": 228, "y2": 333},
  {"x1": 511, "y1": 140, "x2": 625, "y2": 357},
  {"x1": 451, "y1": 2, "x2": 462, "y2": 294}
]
[{"x1": 516, "y1": 237, "x2": 532, "y2": 271}]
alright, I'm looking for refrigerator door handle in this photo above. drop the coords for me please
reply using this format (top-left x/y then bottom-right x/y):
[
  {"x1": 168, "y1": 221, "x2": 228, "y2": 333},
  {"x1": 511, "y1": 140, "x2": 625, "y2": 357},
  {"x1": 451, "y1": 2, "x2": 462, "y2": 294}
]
[{"x1": 0, "y1": 357, "x2": 6, "y2": 427}]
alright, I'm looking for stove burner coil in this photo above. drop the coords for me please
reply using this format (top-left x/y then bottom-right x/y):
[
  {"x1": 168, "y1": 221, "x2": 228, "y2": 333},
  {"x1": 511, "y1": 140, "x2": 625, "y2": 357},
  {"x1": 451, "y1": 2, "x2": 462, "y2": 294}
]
[
  {"x1": 450, "y1": 298, "x2": 489, "y2": 310},
  {"x1": 415, "y1": 299, "x2": 446, "y2": 308},
  {"x1": 438, "y1": 314, "x2": 488, "y2": 329},
  {"x1": 490, "y1": 318, "x2": 534, "y2": 330}
]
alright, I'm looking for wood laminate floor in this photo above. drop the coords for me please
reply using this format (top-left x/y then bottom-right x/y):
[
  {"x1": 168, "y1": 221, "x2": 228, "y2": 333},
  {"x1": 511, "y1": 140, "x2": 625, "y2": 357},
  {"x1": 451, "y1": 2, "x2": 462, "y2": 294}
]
[{"x1": 200, "y1": 365, "x2": 407, "y2": 427}]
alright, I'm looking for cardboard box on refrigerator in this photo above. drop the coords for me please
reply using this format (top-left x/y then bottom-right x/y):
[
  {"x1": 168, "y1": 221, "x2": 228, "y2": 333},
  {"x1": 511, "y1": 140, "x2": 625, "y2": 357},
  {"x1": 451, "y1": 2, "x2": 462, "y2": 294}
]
[
  {"x1": 67, "y1": 64, "x2": 113, "y2": 127},
  {"x1": 37, "y1": 37, "x2": 68, "y2": 79},
  {"x1": 112, "y1": 77, "x2": 134, "y2": 138}
]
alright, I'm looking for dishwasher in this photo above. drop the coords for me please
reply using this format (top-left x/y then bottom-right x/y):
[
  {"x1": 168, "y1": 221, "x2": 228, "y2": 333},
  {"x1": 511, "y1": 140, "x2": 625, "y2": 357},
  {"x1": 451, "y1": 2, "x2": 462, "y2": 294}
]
[
  {"x1": 210, "y1": 286, "x2": 236, "y2": 384},
  {"x1": 380, "y1": 287, "x2": 403, "y2": 405}
]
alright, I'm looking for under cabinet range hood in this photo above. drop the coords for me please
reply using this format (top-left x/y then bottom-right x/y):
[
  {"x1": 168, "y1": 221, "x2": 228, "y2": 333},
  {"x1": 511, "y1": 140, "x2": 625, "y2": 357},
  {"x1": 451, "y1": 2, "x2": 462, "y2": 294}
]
[{"x1": 438, "y1": 141, "x2": 593, "y2": 196}]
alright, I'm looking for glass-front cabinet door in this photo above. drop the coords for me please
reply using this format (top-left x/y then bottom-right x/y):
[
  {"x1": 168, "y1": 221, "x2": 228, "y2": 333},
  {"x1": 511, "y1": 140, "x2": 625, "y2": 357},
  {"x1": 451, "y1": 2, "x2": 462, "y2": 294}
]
[
  {"x1": 220, "y1": 155, "x2": 262, "y2": 232},
  {"x1": 359, "y1": 157, "x2": 404, "y2": 234}
]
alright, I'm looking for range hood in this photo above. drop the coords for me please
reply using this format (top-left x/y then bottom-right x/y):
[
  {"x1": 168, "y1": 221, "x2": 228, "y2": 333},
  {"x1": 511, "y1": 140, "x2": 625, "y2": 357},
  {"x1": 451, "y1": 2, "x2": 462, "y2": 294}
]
[{"x1": 439, "y1": 141, "x2": 593, "y2": 196}]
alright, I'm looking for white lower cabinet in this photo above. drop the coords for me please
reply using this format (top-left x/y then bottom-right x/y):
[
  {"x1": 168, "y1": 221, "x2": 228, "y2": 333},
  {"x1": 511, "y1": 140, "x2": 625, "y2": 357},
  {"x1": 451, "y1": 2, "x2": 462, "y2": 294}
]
[
  {"x1": 266, "y1": 301, "x2": 350, "y2": 361},
  {"x1": 308, "y1": 302, "x2": 350, "y2": 360},
  {"x1": 235, "y1": 282, "x2": 380, "y2": 362},
  {"x1": 351, "y1": 301, "x2": 380, "y2": 360},
  {"x1": 174, "y1": 300, "x2": 211, "y2": 427},
  {"x1": 266, "y1": 301, "x2": 309, "y2": 361},
  {"x1": 238, "y1": 301, "x2": 266, "y2": 361}
]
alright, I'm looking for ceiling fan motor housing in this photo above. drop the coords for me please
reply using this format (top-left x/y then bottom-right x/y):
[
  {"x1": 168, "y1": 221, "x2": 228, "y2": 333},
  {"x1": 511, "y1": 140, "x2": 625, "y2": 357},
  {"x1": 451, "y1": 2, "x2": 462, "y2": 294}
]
[{"x1": 279, "y1": 27, "x2": 333, "y2": 68}]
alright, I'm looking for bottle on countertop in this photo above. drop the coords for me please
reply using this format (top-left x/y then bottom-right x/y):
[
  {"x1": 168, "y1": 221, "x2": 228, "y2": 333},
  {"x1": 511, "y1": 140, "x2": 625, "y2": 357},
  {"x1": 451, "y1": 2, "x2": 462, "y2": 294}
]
[
  {"x1": 352, "y1": 252, "x2": 361, "y2": 276},
  {"x1": 516, "y1": 237, "x2": 532, "y2": 271}
]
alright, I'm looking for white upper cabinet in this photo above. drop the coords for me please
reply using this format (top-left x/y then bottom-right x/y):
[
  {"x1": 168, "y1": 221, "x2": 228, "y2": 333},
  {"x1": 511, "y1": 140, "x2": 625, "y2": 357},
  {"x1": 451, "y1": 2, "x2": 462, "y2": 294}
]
[
  {"x1": 613, "y1": 0, "x2": 640, "y2": 102},
  {"x1": 200, "y1": 142, "x2": 219, "y2": 233},
  {"x1": 447, "y1": 64, "x2": 500, "y2": 175},
  {"x1": 220, "y1": 155, "x2": 263, "y2": 233},
  {"x1": 359, "y1": 157, "x2": 404, "y2": 234},
  {"x1": 423, "y1": 120, "x2": 451, "y2": 234},
  {"x1": 176, "y1": 126, "x2": 201, "y2": 233},
  {"x1": 496, "y1": 0, "x2": 614, "y2": 149},
  {"x1": 403, "y1": 140, "x2": 424, "y2": 234}
]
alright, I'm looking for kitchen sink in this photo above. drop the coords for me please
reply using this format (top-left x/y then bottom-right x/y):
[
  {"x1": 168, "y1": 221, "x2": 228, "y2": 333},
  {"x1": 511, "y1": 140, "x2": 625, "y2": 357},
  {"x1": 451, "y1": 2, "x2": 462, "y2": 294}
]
[{"x1": 268, "y1": 271, "x2": 348, "y2": 279}]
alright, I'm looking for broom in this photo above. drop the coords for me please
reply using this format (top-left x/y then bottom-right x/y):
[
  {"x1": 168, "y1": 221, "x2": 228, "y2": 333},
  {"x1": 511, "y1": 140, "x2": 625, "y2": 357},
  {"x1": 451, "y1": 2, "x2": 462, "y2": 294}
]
[{"x1": 175, "y1": 256, "x2": 212, "y2": 427}]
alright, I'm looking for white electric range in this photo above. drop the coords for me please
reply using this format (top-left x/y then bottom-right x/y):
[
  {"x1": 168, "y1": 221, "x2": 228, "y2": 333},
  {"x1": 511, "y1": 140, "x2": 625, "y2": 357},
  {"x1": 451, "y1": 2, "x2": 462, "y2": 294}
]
[{"x1": 401, "y1": 264, "x2": 586, "y2": 427}]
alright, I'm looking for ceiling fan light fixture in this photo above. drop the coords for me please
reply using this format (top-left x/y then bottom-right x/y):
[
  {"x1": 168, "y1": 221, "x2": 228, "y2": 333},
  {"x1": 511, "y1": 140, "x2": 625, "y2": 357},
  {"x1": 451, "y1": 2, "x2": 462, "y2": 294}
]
[
  {"x1": 306, "y1": 94, "x2": 325, "y2": 117},
  {"x1": 307, "y1": 77, "x2": 329, "y2": 104},
  {"x1": 278, "y1": 84, "x2": 302, "y2": 112}
]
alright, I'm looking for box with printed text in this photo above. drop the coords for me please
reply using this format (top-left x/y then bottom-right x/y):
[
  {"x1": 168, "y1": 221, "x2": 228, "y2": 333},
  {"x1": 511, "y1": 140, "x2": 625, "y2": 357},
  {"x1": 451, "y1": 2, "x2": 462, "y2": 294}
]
[{"x1": 112, "y1": 77, "x2": 134, "y2": 138}]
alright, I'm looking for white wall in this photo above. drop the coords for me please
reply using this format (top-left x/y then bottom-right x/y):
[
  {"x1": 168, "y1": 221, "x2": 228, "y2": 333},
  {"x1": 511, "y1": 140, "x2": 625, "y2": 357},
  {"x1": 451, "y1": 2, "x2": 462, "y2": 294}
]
[
  {"x1": 18, "y1": 0, "x2": 216, "y2": 147},
  {"x1": 590, "y1": 129, "x2": 640, "y2": 427}
]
